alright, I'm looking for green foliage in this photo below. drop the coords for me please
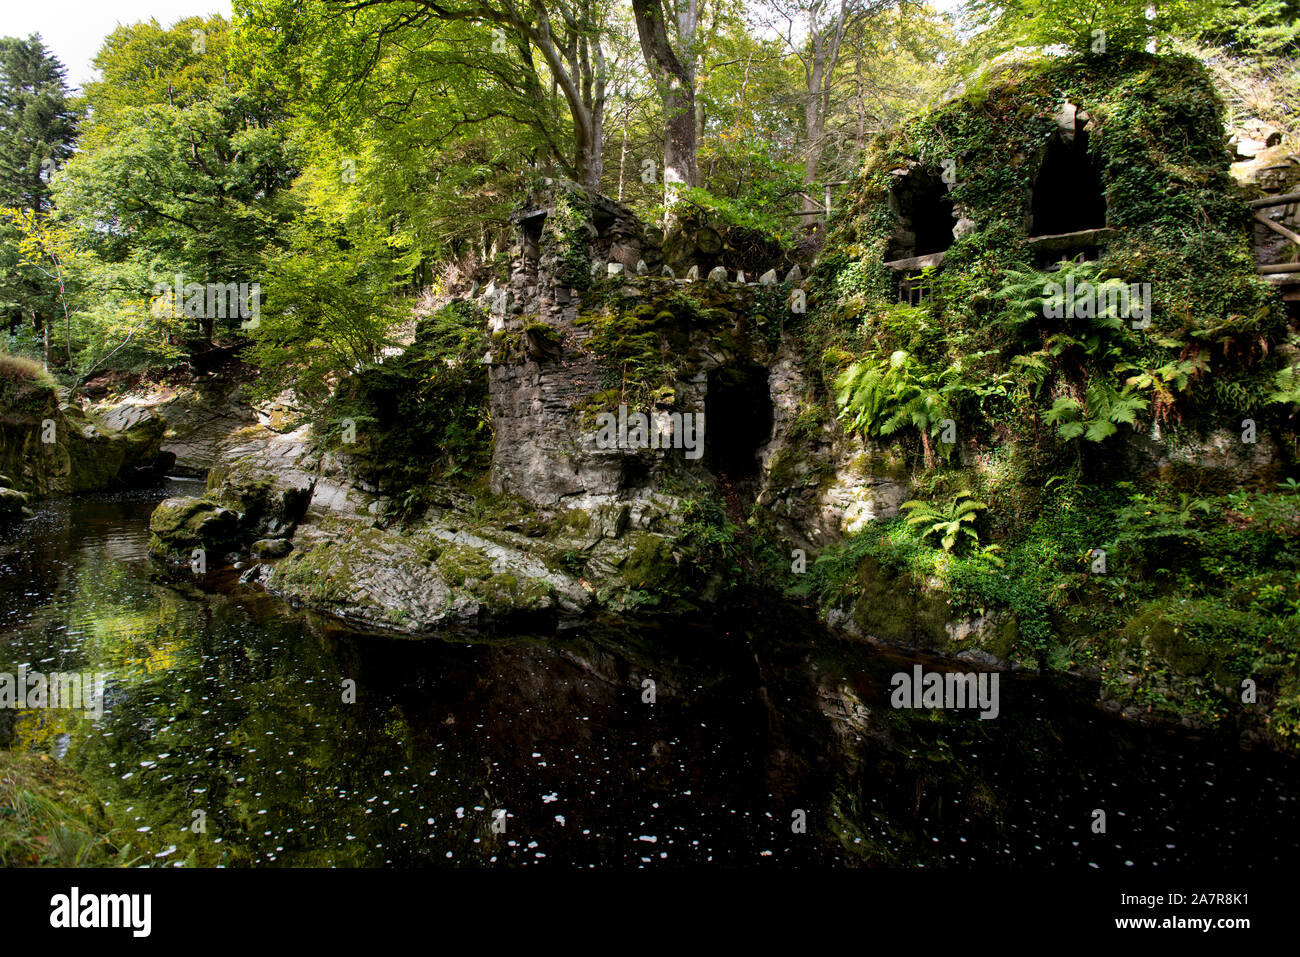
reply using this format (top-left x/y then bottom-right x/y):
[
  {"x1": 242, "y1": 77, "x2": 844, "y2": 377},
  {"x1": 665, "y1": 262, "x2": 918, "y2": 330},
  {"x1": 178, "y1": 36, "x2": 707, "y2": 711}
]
[
  {"x1": 819, "y1": 53, "x2": 1286, "y2": 475},
  {"x1": 833, "y1": 349, "x2": 963, "y2": 464},
  {"x1": 326, "y1": 299, "x2": 492, "y2": 491},
  {"x1": 548, "y1": 189, "x2": 596, "y2": 291},
  {"x1": 245, "y1": 213, "x2": 410, "y2": 409},
  {"x1": 900, "y1": 490, "x2": 988, "y2": 552},
  {"x1": 1269, "y1": 364, "x2": 1300, "y2": 408},
  {"x1": 682, "y1": 135, "x2": 804, "y2": 243},
  {"x1": 969, "y1": 0, "x2": 1224, "y2": 56},
  {"x1": 30, "y1": 14, "x2": 302, "y2": 376},
  {"x1": 813, "y1": 474, "x2": 1300, "y2": 737}
]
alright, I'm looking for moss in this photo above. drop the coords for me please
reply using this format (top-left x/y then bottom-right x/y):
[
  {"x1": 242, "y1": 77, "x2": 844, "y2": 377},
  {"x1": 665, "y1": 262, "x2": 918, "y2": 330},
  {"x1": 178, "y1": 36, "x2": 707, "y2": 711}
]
[
  {"x1": 148, "y1": 496, "x2": 240, "y2": 560},
  {"x1": 616, "y1": 532, "x2": 679, "y2": 591},
  {"x1": 553, "y1": 509, "x2": 593, "y2": 534},
  {"x1": 434, "y1": 542, "x2": 496, "y2": 586},
  {"x1": 267, "y1": 536, "x2": 371, "y2": 607}
]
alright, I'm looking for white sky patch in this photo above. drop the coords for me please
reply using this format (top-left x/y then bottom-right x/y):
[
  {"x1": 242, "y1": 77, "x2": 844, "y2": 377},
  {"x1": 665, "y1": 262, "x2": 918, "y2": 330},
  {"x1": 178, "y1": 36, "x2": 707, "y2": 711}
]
[{"x1": 0, "y1": 0, "x2": 232, "y2": 91}]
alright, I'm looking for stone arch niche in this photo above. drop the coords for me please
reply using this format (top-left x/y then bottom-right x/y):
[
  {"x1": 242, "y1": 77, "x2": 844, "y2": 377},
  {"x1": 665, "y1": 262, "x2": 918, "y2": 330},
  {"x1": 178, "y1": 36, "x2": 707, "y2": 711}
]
[
  {"x1": 704, "y1": 364, "x2": 773, "y2": 480},
  {"x1": 1030, "y1": 125, "x2": 1107, "y2": 238},
  {"x1": 887, "y1": 167, "x2": 957, "y2": 260},
  {"x1": 520, "y1": 210, "x2": 546, "y2": 262}
]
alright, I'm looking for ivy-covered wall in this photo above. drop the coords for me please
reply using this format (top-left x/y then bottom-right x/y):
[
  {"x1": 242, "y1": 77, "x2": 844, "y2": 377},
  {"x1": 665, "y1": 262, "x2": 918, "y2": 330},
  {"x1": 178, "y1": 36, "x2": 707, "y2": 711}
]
[
  {"x1": 816, "y1": 50, "x2": 1289, "y2": 467},
  {"x1": 803, "y1": 52, "x2": 1300, "y2": 748}
]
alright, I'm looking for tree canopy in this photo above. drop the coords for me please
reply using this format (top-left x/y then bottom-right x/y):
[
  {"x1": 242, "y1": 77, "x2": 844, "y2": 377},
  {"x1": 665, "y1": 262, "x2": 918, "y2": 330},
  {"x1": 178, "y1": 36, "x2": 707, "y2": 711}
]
[{"x1": 0, "y1": 0, "x2": 1290, "y2": 394}]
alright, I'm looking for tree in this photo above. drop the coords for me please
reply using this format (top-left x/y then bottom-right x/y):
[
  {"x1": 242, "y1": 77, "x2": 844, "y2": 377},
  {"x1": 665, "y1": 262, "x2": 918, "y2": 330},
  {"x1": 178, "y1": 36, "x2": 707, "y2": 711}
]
[
  {"x1": 630, "y1": 0, "x2": 701, "y2": 206},
  {"x1": 55, "y1": 16, "x2": 301, "y2": 348},
  {"x1": 762, "y1": 0, "x2": 870, "y2": 216},
  {"x1": 0, "y1": 35, "x2": 78, "y2": 214},
  {"x1": 0, "y1": 35, "x2": 78, "y2": 356},
  {"x1": 967, "y1": 0, "x2": 1223, "y2": 55},
  {"x1": 239, "y1": 0, "x2": 611, "y2": 189},
  {"x1": 1, "y1": 207, "x2": 75, "y2": 369}
]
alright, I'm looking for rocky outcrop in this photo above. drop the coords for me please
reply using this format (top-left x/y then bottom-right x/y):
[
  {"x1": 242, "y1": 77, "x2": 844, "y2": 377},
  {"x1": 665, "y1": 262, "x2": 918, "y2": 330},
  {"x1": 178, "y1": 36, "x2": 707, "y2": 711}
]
[
  {"x1": 0, "y1": 377, "x2": 169, "y2": 502},
  {"x1": 141, "y1": 185, "x2": 948, "y2": 635},
  {"x1": 89, "y1": 378, "x2": 262, "y2": 477},
  {"x1": 147, "y1": 386, "x2": 704, "y2": 634},
  {"x1": 0, "y1": 482, "x2": 30, "y2": 521}
]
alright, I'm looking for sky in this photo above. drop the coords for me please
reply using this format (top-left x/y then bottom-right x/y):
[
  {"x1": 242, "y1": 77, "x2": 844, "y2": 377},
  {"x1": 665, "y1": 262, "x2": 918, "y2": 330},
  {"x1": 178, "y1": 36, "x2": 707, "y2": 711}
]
[{"x1": 0, "y1": 0, "x2": 232, "y2": 91}]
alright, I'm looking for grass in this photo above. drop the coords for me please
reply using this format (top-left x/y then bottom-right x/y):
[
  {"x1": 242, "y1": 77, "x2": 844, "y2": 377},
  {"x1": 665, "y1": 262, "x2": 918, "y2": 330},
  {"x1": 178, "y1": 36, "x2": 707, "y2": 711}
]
[
  {"x1": 0, "y1": 750, "x2": 126, "y2": 867},
  {"x1": 0, "y1": 351, "x2": 55, "y2": 409},
  {"x1": 0, "y1": 351, "x2": 51, "y2": 386}
]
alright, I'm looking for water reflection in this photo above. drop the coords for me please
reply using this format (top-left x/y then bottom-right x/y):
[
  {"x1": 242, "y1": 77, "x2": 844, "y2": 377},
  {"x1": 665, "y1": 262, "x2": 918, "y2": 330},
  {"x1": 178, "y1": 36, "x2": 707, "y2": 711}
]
[{"x1": 1, "y1": 485, "x2": 1298, "y2": 867}]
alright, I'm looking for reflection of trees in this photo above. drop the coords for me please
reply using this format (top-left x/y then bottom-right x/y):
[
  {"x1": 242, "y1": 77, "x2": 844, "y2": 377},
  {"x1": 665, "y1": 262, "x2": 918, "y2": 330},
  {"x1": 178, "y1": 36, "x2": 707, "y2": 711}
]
[{"x1": 15, "y1": 490, "x2": 1260, "y2": 868}]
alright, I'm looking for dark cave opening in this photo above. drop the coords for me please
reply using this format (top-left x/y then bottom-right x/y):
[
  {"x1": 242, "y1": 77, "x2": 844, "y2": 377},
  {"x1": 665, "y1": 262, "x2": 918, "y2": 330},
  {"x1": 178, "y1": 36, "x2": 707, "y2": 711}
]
[
  {"x1": 519, "y1": 211, "x2": 546, "y2": 263},
  {"x1": 892, "y1": 169, "x2": 956, "y2": 258},
  {"x1": 704, "y1": 365, "x2": 773, "y2": 480},
  {"x1": 1030, "y1": 128, "x2": 1108, "y2": 237}
]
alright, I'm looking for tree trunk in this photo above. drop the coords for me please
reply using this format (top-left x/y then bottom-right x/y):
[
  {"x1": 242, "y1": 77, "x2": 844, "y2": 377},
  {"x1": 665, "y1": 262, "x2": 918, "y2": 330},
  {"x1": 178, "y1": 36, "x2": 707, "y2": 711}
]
[
  {"x1": 630, "y1": 0, "x2": 698, "y2": 216},
  {"x1": 798, "y1": 1, "x2": 853, "y2": 224},
  {"x1": 920, "y1": 427, "x2": 934, "y2": 470},
  {"x1": 618, "y1": 127, "x2": 627, "y2": 202},
  {"x1": 802, "y1": 57, "x2": 827, "y2": 218}
]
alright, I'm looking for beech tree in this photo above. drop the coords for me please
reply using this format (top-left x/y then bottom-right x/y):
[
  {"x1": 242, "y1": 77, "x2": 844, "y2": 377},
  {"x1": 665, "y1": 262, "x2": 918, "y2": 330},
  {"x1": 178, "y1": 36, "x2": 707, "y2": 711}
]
[
  {"x1": 630, "y1": 0, "x2": 700, "y2": 204},
  {"x1": 243, "y1": 0, "x2": 613, "y2": 188}
]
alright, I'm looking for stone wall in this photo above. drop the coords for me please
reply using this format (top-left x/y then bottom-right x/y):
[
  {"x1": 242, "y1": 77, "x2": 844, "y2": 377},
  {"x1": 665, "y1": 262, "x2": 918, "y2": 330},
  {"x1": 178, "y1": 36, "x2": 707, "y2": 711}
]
[{"x1": 484, "y1": 184, "x2": 827, "y2": 516}]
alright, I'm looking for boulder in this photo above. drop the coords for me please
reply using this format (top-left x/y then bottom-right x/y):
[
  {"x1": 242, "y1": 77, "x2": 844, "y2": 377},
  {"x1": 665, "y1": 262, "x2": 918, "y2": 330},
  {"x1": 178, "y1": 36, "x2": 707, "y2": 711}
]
[
  {"x1": 0, "y1": 487, "x2": 28, "y2": 521},
  {"x1": 251, "y1": 537, "x2": 294, "y2": 559},
  {"x1": 148, "y1": 496, "x2": 240, "y2": 560}
]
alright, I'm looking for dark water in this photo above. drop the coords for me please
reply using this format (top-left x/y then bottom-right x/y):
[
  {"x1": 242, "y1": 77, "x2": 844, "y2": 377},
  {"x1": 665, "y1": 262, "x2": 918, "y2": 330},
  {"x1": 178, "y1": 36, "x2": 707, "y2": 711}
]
[{"x1": 2, "y1": 483, "x2": 1298, "y2": 868}]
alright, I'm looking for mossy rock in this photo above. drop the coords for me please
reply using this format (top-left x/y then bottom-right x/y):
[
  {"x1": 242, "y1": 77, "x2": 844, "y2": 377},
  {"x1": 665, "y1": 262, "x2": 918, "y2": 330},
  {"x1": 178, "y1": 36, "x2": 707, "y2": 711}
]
[
  {"x1": 213, "y1": 475, "x2": 311, "y2": 537},
  {"x1": 251, "y1": 538, "x2": 293, "y2": 559},
  {"x1": 552, "y1": 508, "x2": 594, "y2": 536},
  {"x1": 615, "y1": 532, "x2": 679, "y2": 591},
  {"x1": 148, "y1": 496, "x2": 240, "y2": 559},
  {"x1": 434, "y1": 542, "x2": 497, "y2": 586},
  {"x1": 0, "y1": 487, "x2": 28, "y2": 520},
  {"x1": 1123, "y1": 598, "x2": 1258, "y2": 681},
  {"x1": 467, "y1": 571, "x2": 556, "y2": 612},
  {"x1": 266, "y1": 539, "x2": 358, "y2": 607},
  {"x1": 848, "y1": 556, "x2": 952, "y2": 649}
]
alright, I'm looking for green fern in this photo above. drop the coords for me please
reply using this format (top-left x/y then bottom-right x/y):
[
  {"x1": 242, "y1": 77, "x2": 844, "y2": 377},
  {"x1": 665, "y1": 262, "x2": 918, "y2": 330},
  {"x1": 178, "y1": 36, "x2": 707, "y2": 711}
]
[
  {"x1": 899, "y1": 491, "x2": 988, "y2": 552},
  {"x1": 1269, "y1": 365, "x2": 1300, "y2": 407},
  {"x1": 1042, "y1": 378, "x2": 1149, "y2": 443},
  {"x1": 834, "y1": 350, "x2": 966, "y2": 466}
]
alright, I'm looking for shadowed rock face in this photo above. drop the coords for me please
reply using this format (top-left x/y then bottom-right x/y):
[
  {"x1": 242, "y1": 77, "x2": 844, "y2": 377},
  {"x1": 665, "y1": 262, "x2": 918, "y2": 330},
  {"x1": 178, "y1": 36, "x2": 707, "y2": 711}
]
[{"x1": 0, "y1": 379, "x2": 168, "y2": 501}]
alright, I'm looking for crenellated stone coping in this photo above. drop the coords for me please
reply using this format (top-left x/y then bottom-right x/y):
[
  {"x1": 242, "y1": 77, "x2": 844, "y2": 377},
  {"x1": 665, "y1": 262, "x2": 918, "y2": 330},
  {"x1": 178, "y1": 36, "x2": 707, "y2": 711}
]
[{"x1": 578, "y1": 261, "x2": 805, "y2": 287}]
